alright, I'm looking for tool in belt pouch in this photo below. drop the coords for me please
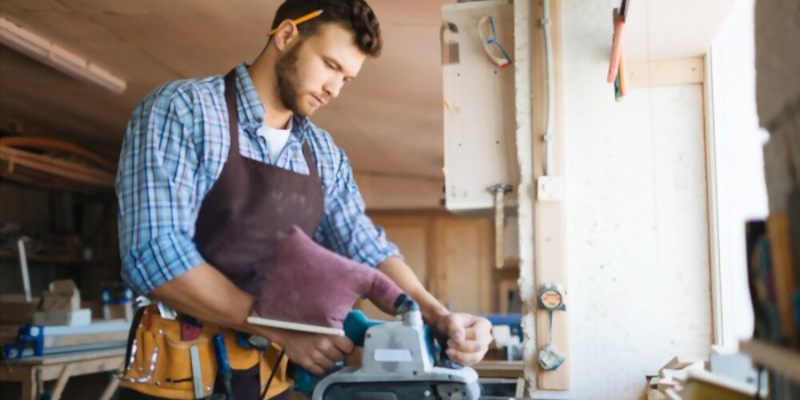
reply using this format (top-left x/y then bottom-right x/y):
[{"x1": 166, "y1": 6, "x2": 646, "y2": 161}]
[{"x1": 119, "y1": 306, "x2": 290, "y2": 399}]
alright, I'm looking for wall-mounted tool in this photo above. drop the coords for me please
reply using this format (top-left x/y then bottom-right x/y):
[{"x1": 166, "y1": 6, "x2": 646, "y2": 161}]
[
  {"x1": 441, "y1": 22, "x2": 460, "y2": 65},
  {"x1": 478, "y1": 15, "x2": 512, "y2": 68},
  {"x1": 489, "y1": 184, "x2": 512, "y2": 269},
  {"x1": 607, "y1": 0, "x2": 630, "y2": 83},
  {"x1": 537, "y1": 284, "x2": 567, "y2": 371}
]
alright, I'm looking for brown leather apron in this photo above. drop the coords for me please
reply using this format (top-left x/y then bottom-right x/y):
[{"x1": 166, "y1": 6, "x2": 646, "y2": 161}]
[{"x1": 119, "y1": 69, "x2": 324, "y2": 400}]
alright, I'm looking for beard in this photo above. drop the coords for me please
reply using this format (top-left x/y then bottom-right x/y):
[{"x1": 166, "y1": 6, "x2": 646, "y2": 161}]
[{"x1": 275, "y1": 42, "x2": 311, "y2": 117}]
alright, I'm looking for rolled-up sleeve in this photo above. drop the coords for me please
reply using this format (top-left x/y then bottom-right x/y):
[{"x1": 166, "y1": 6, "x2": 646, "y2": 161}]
[
  {"x1": 315, "y1": 149, "x2": 401, "y2": 267},
  {"x1": 115, "y1": 83, "x2": 205, "y2": 296}
]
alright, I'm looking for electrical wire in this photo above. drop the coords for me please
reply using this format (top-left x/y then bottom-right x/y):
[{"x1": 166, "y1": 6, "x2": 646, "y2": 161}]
[{"x1": 260, "y1": 349, "x2": 286, "y2": 399}]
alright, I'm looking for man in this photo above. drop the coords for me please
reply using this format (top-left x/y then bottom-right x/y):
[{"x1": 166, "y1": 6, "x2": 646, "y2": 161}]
[{"x1": 115, "y1": 0, "x2": 493, "y2": 399}]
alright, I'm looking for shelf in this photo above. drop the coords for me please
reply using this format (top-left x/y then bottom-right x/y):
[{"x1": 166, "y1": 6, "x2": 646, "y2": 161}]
[
  {"x1": 0, "y1": 249, "x2": 80, "y2": 265},
  {"x1": 739, "y1": 340, "x2": 800, "y2": 384}
]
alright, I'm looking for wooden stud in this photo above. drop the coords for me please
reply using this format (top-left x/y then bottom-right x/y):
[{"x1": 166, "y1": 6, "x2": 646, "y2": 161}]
[{"x1": 530, "y1": 0, "x2": 570, "y2": 390}]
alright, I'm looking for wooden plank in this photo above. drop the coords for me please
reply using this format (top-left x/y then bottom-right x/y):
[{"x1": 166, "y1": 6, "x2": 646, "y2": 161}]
[
  {"x1": 740, "y1": 340, "x2": 800, "y2": 384},
  {"x1": 21, "y1": 368, "x2": 36, "y2": 400},
  {"x1": 530, "y1": 0, "x2": 569, "y2": 390},
  {"x1": 0, "y1": 146, "x2": 115, "y2": 185},
  {"x1": 50, "y1": 364, "x2": 73, "y2": 400},
  {"x1": 99, "y1": 375, "x2": 120, "y2": 400},
  {"x1": 474, "y1": 360, "x2": 524, "y2": 379},
  {"x1": 5, "y1": 348, "x2": 126, "y2": 365},
  {"x1": 627, "y1": 57, "x2": 705, "y2": 88},
  {"x1": 0, "y1": 154, "x2": 114, "y2": 187},
  {"x1": 0, "y1": 136, "x2": 115, "y2": 170},
  {"x1": 44, "y1": 330, "x2": 129, "y2": 349},
  {"x1": 0, "y1": 162, "x2": 95, "y2": 192},
  {"x1": 0, "y1": 351, "x2": 125, "y2": 382}
]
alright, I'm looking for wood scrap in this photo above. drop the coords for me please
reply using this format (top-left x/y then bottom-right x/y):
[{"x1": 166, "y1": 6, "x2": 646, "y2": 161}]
[{"x1": 0, "y1": 136, "x2": 115, "y2": 191}]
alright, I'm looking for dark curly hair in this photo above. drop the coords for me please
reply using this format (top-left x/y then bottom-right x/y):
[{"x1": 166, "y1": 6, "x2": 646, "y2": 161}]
[{"x1": 270, "y1": 0, "x2": 382, "y2": 57}]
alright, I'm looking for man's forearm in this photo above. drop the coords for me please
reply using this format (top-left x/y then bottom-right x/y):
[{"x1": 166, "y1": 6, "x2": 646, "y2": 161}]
[
  {"x1": 148, "y1": 263, "x2": 283, "y2": 342},
  {"x1": 377, "y1": 257, "x2": 449, "y2": 323}
]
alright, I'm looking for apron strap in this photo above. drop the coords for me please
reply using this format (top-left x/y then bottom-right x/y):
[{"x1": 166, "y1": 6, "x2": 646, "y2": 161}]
[
  {"x1": 301, "y1": 140, "x2": 319, "y2": 179},
  {"x1": 224, "y1": 69, "x2": 240, "y2": 158}
]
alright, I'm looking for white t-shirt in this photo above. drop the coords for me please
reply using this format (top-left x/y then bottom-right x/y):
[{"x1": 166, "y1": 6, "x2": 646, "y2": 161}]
[{"x1": 255, "y1": 120, "x2": 292, "y2": 163}]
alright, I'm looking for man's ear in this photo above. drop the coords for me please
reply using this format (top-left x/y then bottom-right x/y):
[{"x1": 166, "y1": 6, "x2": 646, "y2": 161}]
[{"x1": 272, "y1": 20, "x2": 300, "y2": 52}]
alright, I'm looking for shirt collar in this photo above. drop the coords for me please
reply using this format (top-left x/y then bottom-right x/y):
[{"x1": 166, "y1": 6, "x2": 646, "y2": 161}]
[{"x1": 234, "y1": 63, "x2": 310, "y2": 141}]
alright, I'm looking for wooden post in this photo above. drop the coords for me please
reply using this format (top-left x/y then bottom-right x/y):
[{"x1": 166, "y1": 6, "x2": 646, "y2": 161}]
[{"x1": 528, "y1": 0, "x2": 570, "y2": 390}]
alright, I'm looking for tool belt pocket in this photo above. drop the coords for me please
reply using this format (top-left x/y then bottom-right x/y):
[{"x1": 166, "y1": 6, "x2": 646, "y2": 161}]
[{"x1": 120, "y1": 314, "x2": 218, "y2": 400}]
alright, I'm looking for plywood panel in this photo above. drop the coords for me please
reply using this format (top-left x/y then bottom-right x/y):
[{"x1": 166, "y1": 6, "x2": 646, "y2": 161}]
[
  {"x1": 442, "y1": 0, "x2": 519, "y2": 212},
  {"x1": 437, "y1": 216, "x2": 494, "y2": 315},
  {"x1": 366, "y1": 212, "x2": 496, "y2": 317},
  {"x1": 359, "y1": 214, "x2": 431, "y2": 320}
]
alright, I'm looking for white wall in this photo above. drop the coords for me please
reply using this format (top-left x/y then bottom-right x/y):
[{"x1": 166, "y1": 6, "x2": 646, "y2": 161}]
[
  {"x1": 708, "y1": 0, "x2": 768, "y2": 347},
  {"x1": 550, "y1": 1, "x2": 713, "y2": 398}
]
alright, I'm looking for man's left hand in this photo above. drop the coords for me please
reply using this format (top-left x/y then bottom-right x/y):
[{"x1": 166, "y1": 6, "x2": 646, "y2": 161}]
[{"x1": 434, "y1": 313, "x2": 493, "y2": 366}]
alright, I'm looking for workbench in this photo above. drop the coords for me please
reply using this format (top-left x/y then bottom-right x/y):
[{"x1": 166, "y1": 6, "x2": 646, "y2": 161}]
[{"x1": 0, "y1": 347, "x2": 125, "y2": 400}]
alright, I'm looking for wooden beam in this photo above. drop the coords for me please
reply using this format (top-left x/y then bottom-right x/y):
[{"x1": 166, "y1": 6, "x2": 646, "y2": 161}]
[
  {"x1": 530, "y1": 0, "x2": 570, "y2": 390},
  {"x1": 0, "y1": 146, "x2": 115, "y2": 183},
  {"x1": 627, "y1": 57, "x2": 705, "y2": 88},
  {"x1": 0, "y1": 147, "x2": 114, "y2": 187}
]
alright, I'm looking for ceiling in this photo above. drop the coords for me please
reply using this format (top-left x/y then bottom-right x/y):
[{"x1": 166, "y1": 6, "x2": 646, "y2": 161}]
[
  {"x1": 0, "y1": 0, "x2": 452, "y2": 179},
  {"x1": 0, "y1": 0, "x2": 738, "y2": 179}
]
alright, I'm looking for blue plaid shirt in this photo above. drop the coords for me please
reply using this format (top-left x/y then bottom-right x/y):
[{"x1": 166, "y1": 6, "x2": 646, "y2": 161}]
[{"x1": 116, "y1": 63, "x2": 400, "y2": 296}]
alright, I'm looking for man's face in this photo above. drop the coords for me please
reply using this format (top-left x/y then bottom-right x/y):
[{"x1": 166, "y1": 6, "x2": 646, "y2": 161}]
[{"x1": 275, "y1": 23, "x2": 367, "y2": 117}]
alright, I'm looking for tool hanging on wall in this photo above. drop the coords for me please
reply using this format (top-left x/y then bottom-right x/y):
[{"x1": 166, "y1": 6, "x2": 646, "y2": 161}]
[
  {"x1": 537, "y1": 284, "x2": 567, "y2": 371},
  {"x1": 440, "y1": 22, "x2": 460, "y2": 66},
  {"x1": 607, "y1": 0, "x2": 629, "y2": 82},
  {"x1": 478, "y1": 15, "x2": 512, "y2": 68},
  {"x1": 489, "y1": 184, "x2": 512, "y2": 269},
  {"x1": 608, "y1": 0, "x2": 630, "y2": 101}
]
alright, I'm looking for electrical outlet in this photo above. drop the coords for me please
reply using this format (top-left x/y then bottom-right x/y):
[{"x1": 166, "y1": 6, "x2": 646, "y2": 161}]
[{"x1": 537, "y1": 176, "x2": 563, "y2": 201}]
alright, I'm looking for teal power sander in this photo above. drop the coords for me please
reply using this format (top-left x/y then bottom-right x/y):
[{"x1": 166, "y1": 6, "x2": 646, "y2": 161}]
[{"x1": 296, "y1": 295, "x2": 481, "y2": 400}]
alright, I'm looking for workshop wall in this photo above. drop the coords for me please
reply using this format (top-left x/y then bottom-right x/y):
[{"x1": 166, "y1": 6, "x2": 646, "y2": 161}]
[
  {"x1": 555, "y1": 1, "x2": 712, "y2": 398},
  {"x1": 0, "y1": 182, "x2": 57, "y2": 295},
  {"x1": 361, "y1": 211, "x2": 499, "y2": 319}
]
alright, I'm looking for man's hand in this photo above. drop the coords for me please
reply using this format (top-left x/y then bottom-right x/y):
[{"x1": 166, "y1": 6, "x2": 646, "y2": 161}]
[
  {"x1": 434, "y1": 313, "x2": 493, "y2": 366},
  {"x1": 271, "y1": 330, "x2": 355, "y2": 375}
]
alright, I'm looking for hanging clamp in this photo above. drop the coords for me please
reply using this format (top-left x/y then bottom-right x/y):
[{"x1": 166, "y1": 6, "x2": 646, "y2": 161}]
[{"x1": 537, "y1": 283, "x2": 567, "y2": 371}]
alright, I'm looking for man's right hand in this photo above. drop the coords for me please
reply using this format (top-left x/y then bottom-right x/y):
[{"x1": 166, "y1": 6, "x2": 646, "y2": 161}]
[{"x1": 270, "y1": 330, "x2": 355, "y2": 375}]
